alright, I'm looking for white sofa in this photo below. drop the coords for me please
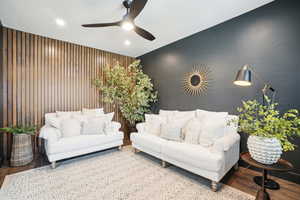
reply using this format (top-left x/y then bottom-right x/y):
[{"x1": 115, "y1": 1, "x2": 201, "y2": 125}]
[
  {"x1": 40, "y1": 112, "x2": 124, "y2": 168},
  {"x1": 130, "y1": 109, "x2": 240, "y2": 191}
]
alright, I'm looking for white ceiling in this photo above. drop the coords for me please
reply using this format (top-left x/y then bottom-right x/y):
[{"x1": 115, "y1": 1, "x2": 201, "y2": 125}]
[{"x1": 0, "y1": 0, "x2": 274, "y2": 57}]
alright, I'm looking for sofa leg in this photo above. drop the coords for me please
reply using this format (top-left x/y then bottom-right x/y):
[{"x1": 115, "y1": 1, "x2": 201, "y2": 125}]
[
  {"x1": 118, "y1": 145, "x2": 122, "y2": 150},
  {"x1": 133, "y1": 148, "x2": 140, "y2": 153},
  {"x1": 162, "y1": 160, "x2": 168, "y2": 168},
  {"x1": 234, "y1": 162, "x2": 239, "y2": 170},
  {"x1": 211, "y1": 181, "x2": 219, "y2": 192},
  {"x1": 51, "y1": 161, "x2": 56, "y2": 169}
]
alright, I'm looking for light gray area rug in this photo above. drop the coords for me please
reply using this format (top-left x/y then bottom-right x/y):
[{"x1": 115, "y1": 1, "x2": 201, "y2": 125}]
[{"x1": 1, "y1": 147, "x2": 254, "y2": 200}]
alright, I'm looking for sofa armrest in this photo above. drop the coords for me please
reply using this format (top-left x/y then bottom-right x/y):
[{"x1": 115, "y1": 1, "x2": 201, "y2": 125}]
[
  {"x1": 136, "y1": 122, "x2": 146, "y2": 133},
  {"x1": 39, "y1": 125, "x2": 62, "y2": 143},
  {"x1": 105, "y1": 121, "x2": 121, "y2": 134},
  {"x1": 212, "y1": 132, "x2": 240, "y2": 152}
]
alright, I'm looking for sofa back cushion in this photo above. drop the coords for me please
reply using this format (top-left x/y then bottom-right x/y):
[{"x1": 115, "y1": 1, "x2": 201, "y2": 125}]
[
  {"x1": 56, "y1": 111, "x2": 81, "y2": 118},
  {"x1": 198, "y1": 111, "x2": 228, "y2": 147},
  {"x1": 60, "y1": 118, "x2": 82, "y2": 138},
  {"x1": 145, "y1": 114, "x2": 167, "y2": 136},
  {"x1": 45, "y1": 113, "x2": 57, "y2": 123},
  {"x1": 159, "y1": 109, "x2": 178, "y2": 116},
  {"x1": 82, "y1": 108, "x2": 104, "y2": 116},
  {"x1": 45, "y1": 112, "x2": 80, "y2": 128},
  {"x1": 196, "y1": 109, "x2": 228, "y2": 119}
]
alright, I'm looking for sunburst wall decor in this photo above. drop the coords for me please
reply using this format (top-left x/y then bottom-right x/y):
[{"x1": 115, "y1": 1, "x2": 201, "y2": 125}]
[{"x1": 182, "y1": 65, "x2": 212, "y2": 96}]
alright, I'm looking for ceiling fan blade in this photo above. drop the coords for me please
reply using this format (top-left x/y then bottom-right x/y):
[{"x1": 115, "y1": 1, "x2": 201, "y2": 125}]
[
  {"x1": 82, "y1": 22, "x2": 120, "y2": 28},
  {"x1": 134, "y1": 26, "x2": 155, "y2": 41},
  {"x1": 129, "y1": 0, "x2": 148, "y2": 19}
]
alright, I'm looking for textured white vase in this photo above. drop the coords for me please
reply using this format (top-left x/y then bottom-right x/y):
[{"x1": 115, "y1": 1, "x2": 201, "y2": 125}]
[{"x1": 247, "y1": 135, "x2": 282, "y2": 165}]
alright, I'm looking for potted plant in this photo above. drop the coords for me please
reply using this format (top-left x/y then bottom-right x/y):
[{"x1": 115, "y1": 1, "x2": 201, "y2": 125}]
[
  {"x1": 232, "y1": 96, "x2": 300, "y2": 165},
  {"x1": 0, "y1": 126, "x2": 36, "y2": 166},
  {"x1": 93, "y1": 60, "x2": 157, "y2": 136}
]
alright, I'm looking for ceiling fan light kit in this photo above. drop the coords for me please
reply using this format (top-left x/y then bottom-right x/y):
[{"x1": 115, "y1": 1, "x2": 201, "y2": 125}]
[
  {"x1": 121, "y1": 20, "x2": 134, "y2": 31},
  {"x1": 82, "y1": 0, "x2": 155, "y2": 41}
]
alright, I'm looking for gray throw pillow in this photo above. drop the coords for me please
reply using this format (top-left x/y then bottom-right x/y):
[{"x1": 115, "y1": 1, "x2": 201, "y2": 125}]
[{"x1": 160, "y1": 123, "x2": 182, "y2": 141}]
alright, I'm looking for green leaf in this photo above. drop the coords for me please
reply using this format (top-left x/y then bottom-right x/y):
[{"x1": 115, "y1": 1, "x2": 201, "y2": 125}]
[
  {"x1": 92, "y1": 60, "x2": 158, "y2": 125},
  {"x1": 234, "y1": 98, "x2": 300, "y2": 152}
]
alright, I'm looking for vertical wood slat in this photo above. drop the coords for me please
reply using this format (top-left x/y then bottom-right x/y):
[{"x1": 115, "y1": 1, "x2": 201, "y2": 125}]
[{"x1": 1, "y1": 27, "x2": 135, "y2": 159}]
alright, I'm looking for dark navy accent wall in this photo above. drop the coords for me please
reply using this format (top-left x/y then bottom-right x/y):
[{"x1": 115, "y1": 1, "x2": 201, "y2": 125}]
[{"x1": 140, "y1": 1, "x2": 300, "y2": 183}]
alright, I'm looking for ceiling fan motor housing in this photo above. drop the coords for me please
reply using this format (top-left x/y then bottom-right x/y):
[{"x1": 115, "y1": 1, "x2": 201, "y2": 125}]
[{"x1": 123, "y1": 0, "x2": 132, "y2": 9}]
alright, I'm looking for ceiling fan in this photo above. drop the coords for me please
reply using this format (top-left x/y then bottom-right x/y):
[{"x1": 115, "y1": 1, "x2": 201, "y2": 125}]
[{"x1": 82, "y1": 0, "x2": 155, "y2": 41}]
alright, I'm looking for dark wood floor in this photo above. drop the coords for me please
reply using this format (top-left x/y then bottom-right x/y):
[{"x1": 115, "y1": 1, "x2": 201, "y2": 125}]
[
  {"x1": 1, "y1": 147, "x2": 300, "y2": 200},
  {"x1": 223, "y1": 167, "x2": 300, "y2": 200}
]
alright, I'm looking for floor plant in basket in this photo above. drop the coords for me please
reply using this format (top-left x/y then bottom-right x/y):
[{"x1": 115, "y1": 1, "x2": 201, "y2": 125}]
[{"x1": 0, "y1": 126, "x2": 36, "y2": 166}]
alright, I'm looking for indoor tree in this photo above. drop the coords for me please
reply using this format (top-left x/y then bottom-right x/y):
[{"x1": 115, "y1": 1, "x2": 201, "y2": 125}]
[{"x1": 93, "y1": 60, "x2": 157, "y2": 126}]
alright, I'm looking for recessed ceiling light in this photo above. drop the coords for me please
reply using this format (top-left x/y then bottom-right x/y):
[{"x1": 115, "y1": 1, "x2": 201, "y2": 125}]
[
  {"x1": 55, "y1": 18, "x2": 65, "y2": 27},
  {"x1": 124, "y1": 40, "x2": 131, "y2": 46}
]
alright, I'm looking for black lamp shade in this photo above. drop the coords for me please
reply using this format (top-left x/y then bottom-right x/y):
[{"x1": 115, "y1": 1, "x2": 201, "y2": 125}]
[{"x1": 233, "y1": 65, "x2": 252, "y2": 86}]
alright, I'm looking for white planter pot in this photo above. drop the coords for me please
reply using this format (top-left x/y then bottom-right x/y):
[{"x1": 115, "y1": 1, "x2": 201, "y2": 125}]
[{"x1": 247, "y1": 135, "x2": 282, "y2": 165}]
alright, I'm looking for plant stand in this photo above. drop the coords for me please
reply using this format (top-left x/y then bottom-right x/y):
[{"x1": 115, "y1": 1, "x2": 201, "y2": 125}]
[
  {"x1": 10, "y1": 134, "x2": 33, "y2": 167},
  {"x1": 241, "y1": 152, "x2": 293, "y2": 200}
]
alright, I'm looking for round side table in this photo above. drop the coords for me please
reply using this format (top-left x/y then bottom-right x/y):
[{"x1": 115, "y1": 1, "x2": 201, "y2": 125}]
[{"x1": 240, "y1": 152, "x2": 293, "y2": 200}]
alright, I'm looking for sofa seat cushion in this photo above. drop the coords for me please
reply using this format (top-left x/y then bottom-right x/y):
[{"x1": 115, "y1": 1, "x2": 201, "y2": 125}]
[
  {"x1": 131, "y1": 133, "x2": 165, "y2": 153},
  {"x1": 162, "y1": 141, "x2": 224, "y2": 172},
  {"x1": 47, "y1": 133, "x2": 123, "y2": 154}
]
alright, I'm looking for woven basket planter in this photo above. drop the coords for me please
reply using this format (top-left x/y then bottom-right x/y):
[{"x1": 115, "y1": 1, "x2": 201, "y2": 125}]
[
  {"x1": 247, "y1": 135, "x2": 282, "y2": 165},
  {"x1": 10, "y1": 134, "x2": 33, "y2": 167}
]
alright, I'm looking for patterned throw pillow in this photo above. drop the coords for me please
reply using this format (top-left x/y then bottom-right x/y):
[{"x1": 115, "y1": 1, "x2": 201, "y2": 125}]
[{"x1": 182, "y1": 118, "x2": 202, "y2": 144}]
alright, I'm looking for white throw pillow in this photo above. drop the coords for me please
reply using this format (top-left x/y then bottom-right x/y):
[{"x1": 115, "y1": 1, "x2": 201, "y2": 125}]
[
  {"x1": 225, "y1": 115, "x2": 239, "y2": 134},
  {"x1": 198, "y1": 113, "x2": 228, "y2": 147},
  {"x1": 82, "y1": 108, "x2": 104, "y2": 116},
  {"x1": 144, "y1": 114, "x2": 167, "y2": 136},
  {"x1": 72, "y1": 114, "x2": 89, "y2": 124},
  {"x1": 47, "y1": 116, "x2": 65, "y2": 129},
  {"x1": 81, "y1": 113, "x2": 114, "y2": 135},
  {"x1": 60, "y1": 118, "x2": 81, "y2": 138},
  {"x1": 182, "y1": 118, "x2": 202, "y2": 144},
  {"x1": 105, "y1": 112, "x2": 115, "y2": 121},
  {"x1": 81, "y1": 118, "x2": 106, "y2": 135},
  {"x1": 163, "y1": 115, "x2": 194, "y2": 141},
  {"x1": 160, "y1": 123, "x2": 182, "y2": 141}
]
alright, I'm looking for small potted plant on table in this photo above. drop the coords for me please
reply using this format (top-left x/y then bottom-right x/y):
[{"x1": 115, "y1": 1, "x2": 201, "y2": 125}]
[
  {"x1": 232, "y1": 96, "x2": 300, "y2": 165},
  {"x1": 0, "y1": 126, "x2": 36, "y2": 166}
]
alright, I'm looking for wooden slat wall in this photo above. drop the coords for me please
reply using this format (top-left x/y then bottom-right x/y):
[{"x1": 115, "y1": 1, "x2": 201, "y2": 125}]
[
  {"x1": 0, "y1": 22, "x2": 3, "y2": 164},
  {"x1": 1, "y1": 27, "x2": 135, "y2": 159}
]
